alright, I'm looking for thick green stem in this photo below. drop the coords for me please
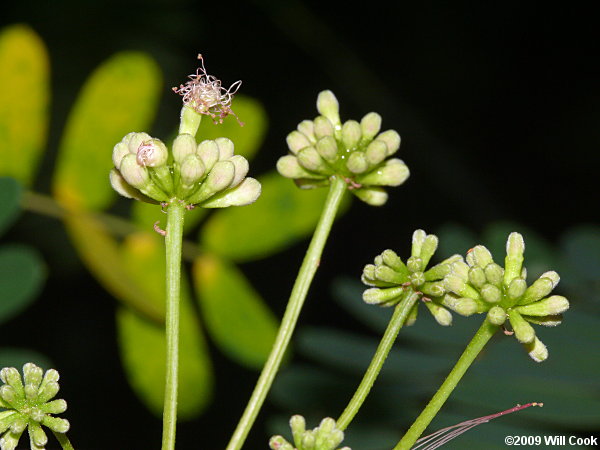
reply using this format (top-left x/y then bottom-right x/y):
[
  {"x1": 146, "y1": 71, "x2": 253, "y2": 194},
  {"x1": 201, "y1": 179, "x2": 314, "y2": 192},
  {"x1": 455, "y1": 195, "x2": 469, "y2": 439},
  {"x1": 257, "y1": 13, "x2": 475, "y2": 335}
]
[
  {"x1": 226, "y1": 176, "x2": 347, "y2": 450},
  {"x1": 161, "y1": 201, "x2": 186, "y2": 450},
  {"x1": 52, "y1": 432, "x2": 74, "y2": 450},
  {"x1": 394, "y1": 319, "x2": 498, "y2": 450},
  {"x1": 178, "y1": 106, "x2": 203, "y2": 136},
  {"x1": 337, "y1": 292, "x2": 419, "y2": 431}
]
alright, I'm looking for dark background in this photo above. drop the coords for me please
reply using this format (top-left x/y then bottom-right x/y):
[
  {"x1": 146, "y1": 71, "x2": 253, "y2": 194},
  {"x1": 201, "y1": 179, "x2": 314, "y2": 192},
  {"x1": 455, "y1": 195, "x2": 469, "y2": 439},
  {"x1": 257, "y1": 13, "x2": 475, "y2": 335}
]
[{"x1": 2, "y1": 1, "x2": 598, "y2": 449}]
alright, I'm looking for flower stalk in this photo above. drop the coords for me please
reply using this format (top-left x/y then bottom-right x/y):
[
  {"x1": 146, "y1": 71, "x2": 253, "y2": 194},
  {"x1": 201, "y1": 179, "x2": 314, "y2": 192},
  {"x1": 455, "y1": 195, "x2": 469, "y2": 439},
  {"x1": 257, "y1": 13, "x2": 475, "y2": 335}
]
[{"x1": 226, "y1": 175, "x2": 347, "y2": 450}]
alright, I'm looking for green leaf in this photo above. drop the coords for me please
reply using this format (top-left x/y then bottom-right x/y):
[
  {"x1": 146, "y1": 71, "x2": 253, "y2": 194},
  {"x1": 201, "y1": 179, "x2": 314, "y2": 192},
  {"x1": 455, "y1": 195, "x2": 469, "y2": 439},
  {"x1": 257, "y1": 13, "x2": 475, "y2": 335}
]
[
  {"x1": 200, "y1": 172, "x2": 350, "y2": 262},
  {"x1": 0, "y1": 25, "x2": 49, "y2": 186},
  {"x1": 0, "y1": 244, "x2": 45, "y2": 324},
  {"x1": 117, "y1": 232, "x2": 213, "y2": 418},
  {"x1": 193, "y1": 254, "x2": 278, "y2": 369},
  {"x1": 53, "y1": 51, "x2": 161, "y2": 210},
  {"x1": 0, "y1": 177, "x2": 22, "y2": 237},
  {"x1": 0, "y1": 348, "x2": 53, "y2": 371},
  {"x1": 196, "y1": 95, "x2": 267, "y2": 160}
]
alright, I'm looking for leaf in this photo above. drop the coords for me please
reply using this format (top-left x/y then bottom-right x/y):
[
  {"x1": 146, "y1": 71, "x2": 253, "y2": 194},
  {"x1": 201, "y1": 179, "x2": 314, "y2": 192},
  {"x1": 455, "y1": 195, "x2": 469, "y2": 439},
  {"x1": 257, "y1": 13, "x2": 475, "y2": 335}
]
[
  {"x1": 193, "y1": 253, "x2": 278, "y2": 369},
  {"x1": 117, "y1": 232, "x2": 213, "y2": 418},
  {"x1": 196, "y1": 95, "x2": 267, "y2": 160},
  {"x1": 63, "y1": 213, "x2": 164, "y2": 322},
  {"x1": 200, "y1": 172, "x2": 350, "y2": 262},
  {"x1": 0, "y1": 177, "x2": 22, "y2": 237},
  {"x1": 0, "y1": 348, "x2": 53, "y2": 371},
  {"x1": 0, "y1": 25, "x2": 49, "y2": 186},
  {"x1": 53, "y1": 52, "x2": 161, "y2": 210},
  {"x1": 0, "y1": 244, "x2": 45, "y2": 324}
]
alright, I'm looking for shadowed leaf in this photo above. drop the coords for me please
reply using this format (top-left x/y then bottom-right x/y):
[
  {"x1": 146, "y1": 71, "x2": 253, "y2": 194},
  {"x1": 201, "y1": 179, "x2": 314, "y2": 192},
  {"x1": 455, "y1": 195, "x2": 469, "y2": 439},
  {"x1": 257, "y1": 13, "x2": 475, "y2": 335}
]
[{"x1": 0, "y1": 177, "x2": 22, "y2": 237}]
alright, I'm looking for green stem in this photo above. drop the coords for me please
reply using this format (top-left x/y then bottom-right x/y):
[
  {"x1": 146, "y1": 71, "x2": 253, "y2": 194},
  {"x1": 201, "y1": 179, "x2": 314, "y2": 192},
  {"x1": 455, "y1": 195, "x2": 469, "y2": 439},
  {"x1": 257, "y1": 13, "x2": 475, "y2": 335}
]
[
  {"x1": 337, "y1": 292, "x2": 419, "y2": 431},
  {"x1": 179, "y1": 105, "x2": 203, "y2": 136},
  {"x1": 161, "y1": 200, "x2": 186, "y2": 450},
  {"x1": 226, "y1": 176, "x2": 347, "y2": 450},
  {"x1": 393, "y1": 319, "x2": 499, "y2": 450},
  {"x1": 52, "y1": 432, "x2": 74, "y2": 450}
]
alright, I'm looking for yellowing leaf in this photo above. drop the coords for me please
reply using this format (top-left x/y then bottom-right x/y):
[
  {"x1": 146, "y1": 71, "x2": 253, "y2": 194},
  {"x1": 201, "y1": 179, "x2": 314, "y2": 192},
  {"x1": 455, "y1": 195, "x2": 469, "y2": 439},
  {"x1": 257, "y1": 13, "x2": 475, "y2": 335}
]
[
  {"x1": 194, "y1": 254, "x2": 278, "y2": 369},
  {"x1": 0, "y1": 25, "x2": 49, "y2": 185},
  {"x1": 53, "y1": 52, "x2": 161, "y2": 210}
]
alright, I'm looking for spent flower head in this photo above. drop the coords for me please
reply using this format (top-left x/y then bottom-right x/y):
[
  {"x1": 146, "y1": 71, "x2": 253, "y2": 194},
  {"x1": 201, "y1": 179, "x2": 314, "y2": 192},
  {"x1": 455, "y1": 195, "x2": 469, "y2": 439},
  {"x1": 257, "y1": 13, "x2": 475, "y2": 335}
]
[
  {"x1": 172, "y1": 54, "x2": 243, "y2": 125},
  {"x1": 277, "y1": 90, "x2": 409, "y2": 205},
  {"x1": 443, "y1": 232, "x2": 569, "y2": 362},
  {"x1": 361, "y1": 230, "x2": 462, "y2": 326},
  {"x1": 269, "y1": 415, "x2": 350, "y2": 450},
  {"x1": 0, "y1": 364, "x2": 70, "y2": 450}
]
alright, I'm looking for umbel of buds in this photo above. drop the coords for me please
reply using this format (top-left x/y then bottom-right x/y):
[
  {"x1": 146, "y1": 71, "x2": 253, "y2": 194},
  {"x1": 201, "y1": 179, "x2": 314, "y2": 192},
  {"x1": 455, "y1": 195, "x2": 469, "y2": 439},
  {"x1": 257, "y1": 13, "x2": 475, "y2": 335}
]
[
  {"x1": 269, "y1": 415, "x2": 350, "y2": 450},
  {"x1": 110, "y1": 132, "x2": 261, "y2": 207},
  {"x1": 361, "y1": 230, "x2": 462, "y2": 326},
  {"x1": 443, "y1": 232, "x2": 569, "y2": 362},
  {"x1": 0, "y1": 364, "x2": 70, "y2": 450},
  {"x1": 277, "y1": 90, "x2": 409, "y2": 206}
]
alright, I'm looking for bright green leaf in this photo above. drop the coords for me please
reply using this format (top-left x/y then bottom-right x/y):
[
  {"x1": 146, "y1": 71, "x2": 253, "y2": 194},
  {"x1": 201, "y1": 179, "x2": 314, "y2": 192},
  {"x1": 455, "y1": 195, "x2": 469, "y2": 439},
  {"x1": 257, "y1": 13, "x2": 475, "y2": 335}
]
[
  {"x1": 0, "y1": 244, "x2": 45, "y2": 324},
  {"x1": 193, "y1": 253, "x2": 278, "y2": 369},
  {"x1": 53, "y1": 52, "x2": 161, "y2": 210},
  {"x1": 200, "y1": 172, "x2": 350, "y2": 262},
  {"x1": 0, "y1": 177, "x2": 22, "y2": 237},
  {"x1": 118, "y1": 232, "x2": 213, "y2": 418},
  {"x1": 0, "y1": 25, "x2": 49, "y2": 186},
  {"x1": 196, "y1": 95, "x2": 267, "y2": 160}
]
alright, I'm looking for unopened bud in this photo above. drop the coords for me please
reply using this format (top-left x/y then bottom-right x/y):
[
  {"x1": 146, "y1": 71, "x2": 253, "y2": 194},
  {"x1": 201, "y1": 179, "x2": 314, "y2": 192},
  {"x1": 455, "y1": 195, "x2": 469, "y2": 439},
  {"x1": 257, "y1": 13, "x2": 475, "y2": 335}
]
[
  {"x1": 172, "y1": 133, "x2": 197, "y2": 163},
  {"x1": 420, "y1": 281, "x2": 445, "y2": 297},
  {"x1": 125, "y1": 132, "x2": 152, "y2": 154},
  {"x1": 112, "y1": 142, "x2": 129, "y2": 168},
  {"x1": 468, "y1": 267, "x2": 487, "y2": 288},
  {"x1": 298, "y1": 147, "x2": 328, "y2": 173},
  {"x1": 42, "y1": 399, "x2": 67, "y2": 414},
  {"x1": 29, "y1": 423, "x2": 48, "y2": 446},
  {"x1": 466, "y1": 245, "x2": 493, "y2": 268},
  {"x1": 119, "y1": 154, "x2": 149, "y2": 189},
  {"x1": 215, "y1": 137, "x2": 235, "y2": 160},
  {"x1": 0, "y1": 367, "x2": 21, "y2": 388},
  {"x1": 315, "y1": 136, "x2": 338, "y2": 163},
  {"x1": 487, "y1": 305, "x2": 507, "y2": 325},
  {"x1": 504, "y1": 232, "x2": 525, "y2": 286},
  {"x1": 521, "y1": 272, "x2": 559, "y2": 305},
  {"x1": 375, "y1": 130, "x2": 401, "y2": 155},
  {"x1": 360, "y1": 112, "x2": 382, "y2": 141},
  {"x1": 508, "y1": 310, "x2": 535, "y2": 344},
  {"x1": 269, "y1": 436, "x2": 293, "y2": 450},
  {"x1": 365, "y1": 140, "x2": 388, "y2": 166},
  {"x1": 411, "y1": 229, "x2": 427, "y2": 258},
  {"x1": 346, "y1": 151, "x2": 369, "y2": 174},
  {"x1": 290, "y1": 414, "x2": 306, "y2": 443},
  {"x1": 352, "y1": 186, "x2": 388, "y2": 206},
  {"x1": 200, "y1": 177, "x2": 261, "y2": 208},
  {"x1": 297, "y1": 120, "x2": 316, "y2": 143},
  {"x1": 484, "y1": 263, "x2": 504, "y2": 286},
  {"x1": 507, "y1": 278, "x2": 527, "y2": 301},
  {"x1": 227, "y1": 155, "x2": 250, "y2": 188},
  {"x1": 375, "y1": 265, "x2": 405, "y2": 284},
  {"x1": 363, "y1": 286, "x2": 404, "y2": 305},
  {"x1": 341, "y1": 120, "x2": 362, "y2": 149},
  {"x1": 425, "y1": 302, "x2": 452, "y2": 326},
  {"x1": 381, "y1": 250, "x2": 408, "y2": 274},
  {"x1": 41, "y1": 416, "x2": 70, "y2": 433},
  {"x1": 525, "y1": 336, "x2": 548, "y2": 362},
  {"x1": 316, "y1": 90, "x2": 341, "y2": 127},
  {"x1": 407, "y1": 256, "x2": 423, "y2": 273},
  {"x1": 277, "y1": 155, "x2": 319, "y2": 179},
  {"x1": 313, "y1": 115, "x2": 335, "y2": 139},
  {"x1": 187, "y1": 160, "x2": 235, "y2": 204},
  {"x1": 136, "y1": 138, "x2": 168, "y2": 167},
  {"x1": 515, "y1": 295, "x2": 569, "y2": 316},
  {"x1": 481, "y1": 283, "x2": 502, "y2": 303},
  {"x1": 420, "y1": 234, "x2": 439, "y2": 268},
  {"x1": 180, "y1": 154, "x2": 205, "y2": 185},
  {"x1": 357, "y1": 158, "x2": 409, "y2": 186},
  {"x1": 197, "y1": 140, "x2": 220, "y2": 172}
]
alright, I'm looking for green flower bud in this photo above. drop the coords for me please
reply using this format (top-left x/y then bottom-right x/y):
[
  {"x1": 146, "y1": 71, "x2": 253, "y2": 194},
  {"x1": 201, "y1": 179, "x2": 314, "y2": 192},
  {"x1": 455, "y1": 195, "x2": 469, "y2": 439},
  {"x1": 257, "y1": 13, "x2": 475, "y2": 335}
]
[
  {"x1": 507, "y1": 278, "x2": 527, "y2": 301},
  {"x1": 269, "y1": 435, "x2": 294, "y2": 450},
  {"x1": 277, "y1": 155, "x2": 321, "y2": 180},
  {"x1": 421, "y1": 281, "x2": 445, "y2": 297},
  {"x1": 407, "y1": 256, "x2": 423, "y2": 273},
  {"x1": 297, "y1": 120, "x2": 316, "y2": 143},
  {"x1": 37, "y1": 381, "x2": 59, "y2": 403},
  {"x1": 484, "y1": 263, "x2": 504, "y2": 286},
  {"x1": 419, "y1": 234, "x2": 439, "y2": 268},
  {"x1": 0, "y1": 385, "x2": 16, "y2": 405},
  {"x1": 365, "y1": 140, "x2": 388, "y2": 166},
  {"x1": 466, "y1": 245, "x2": 493, "y2": 268},
  {"x1": 375, "y1": 130, "x2": 401, "y2": 155},
  {"x1": 504, "y1": 232, "x2": 525, "y2": 286},
  {"x1": 186, "y1": 160, "x2": 235, "y2": 204},
  {"x1": 356, "y1": 158, "x2": 409, "y2": 186},
  {"x1": 125, "y1": 132, "x2": 152, "y2": 154},
  {"x1": 41, "y1": 399, "x2": 67, "y2": 415},
  {"x1": 315, "y1": 136, "x2": 338, "y2": 163},
  {"x1": 298, "y1": 147, "x2": 328, "y2": 173},
  {"x1": 381, "y1": 250, "x2": 408, "y2": 274},
  {"x1": 215, "y1": 137, "x2": 235, "y2": 160},
  {"x1": 112, "y1": 141, "x2": 129, "y2": 168},
  {"x1": 481, "y1": 283, "x2": 502, "y2": 303},
  {"x1": 180, "y1": 154, "x2": 206, "y2": 186},
  {"x1": 316, "y1": 90, "x2": 341, "y2": 128},
  {"x1": 109, "y1": 169, "x2": 156, "y2": 203},
  {"x1": 197, "y1": 139, "x2": 221, "y2": 172},
  {"x1": 0, "y1": 368, "x2": 22, "y2": 391},
  {"x1": 445, "y1": 274, "x2": 481, "y2": 300},
  {"x1": 374, "y1": 265, "x2": 405, "y2": 284},
  {"x1": 341, "y1": 120, "x2": 362, "y2": 149},
  {"x1": 411, "y1": 229, "x2": 427, "y2": 258},
  {"x1": 468, "y1": 266, "x2": 487, "y2": 288},
  {"x1": 508, "y1": 310, "x2": 535, "y2": 344},
  {"x1": 313, "y1": 115, "x2": 335, "y2": 139},
  {"x1": 450, "y1": 260, "x2": 469, "y2": 280},
  {"x1": 290, "y1": 414, "x2": 306, "y2": 444},
  {"x1": 352, "y1": 187, "x2": 388, "y2": 206},
  {"x1": 525, "y1": 315, "x2": 562, "y2": 327},
  {"x1": 363, "y1": 286, "x2": 405, "y2": 305},
  {"x1": 525, "y1": 336, "x2": 548, "y2": 362},
  {"x1": 346, "y1": 151, "x2": 369, "y2": 174},
  {"x1": 425, "y1": 301, "x2": 452, "y2": 326},
  {"x1": 172, "y1": 133, "x2": 197, "y2": 163},
  {"x1": 136, "y1": 138, "x2": 168, "y2": 167},
  {"x1": 41, "y1": 416, "x2": 70, "y2": 433},
  {"x1": 521, "y1": 271, "x2": 559, "y2": 305},
  {"x1": 487, "y1": 305, "x2": 507, "y2": 325},
  {"x1": 409, "y1": 271, "x2": 426, "y2": 287},
  {"x1": 514, "y1": 295, "x2": 569, "y2": 316},
  {"x1": 23, "y1": 363, "x2": 43, "y2": 389},
  {"x1": 119, "y1": 154, "x2": 149, "y2": 189},
  {"x1": 228, "y1": 155, "x2": 250, "y2": 188},
  {"x1": 200, "y1": 177, "x2": 261, "y2": 208},
  {"x1": 360, "y1": 112, "x2": 382, "y2": 141},
  {"x1": 29, "y1": 422, "x2": 47, "y2": 446}
]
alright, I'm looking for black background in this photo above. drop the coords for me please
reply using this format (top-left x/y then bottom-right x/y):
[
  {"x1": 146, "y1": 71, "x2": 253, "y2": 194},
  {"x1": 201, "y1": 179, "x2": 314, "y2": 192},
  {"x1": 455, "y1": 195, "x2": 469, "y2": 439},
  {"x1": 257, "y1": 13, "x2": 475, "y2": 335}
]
[{"x1": 1, "y1": 1, "x2": 598, "y2": 449}]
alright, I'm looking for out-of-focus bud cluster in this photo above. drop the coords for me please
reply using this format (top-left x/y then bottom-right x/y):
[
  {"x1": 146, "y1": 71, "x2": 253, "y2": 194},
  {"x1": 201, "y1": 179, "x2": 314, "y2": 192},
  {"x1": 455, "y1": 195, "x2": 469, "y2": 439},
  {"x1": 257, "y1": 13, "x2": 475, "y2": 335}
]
[
  {"x1": 443, "y1": 232, "x2": 569, "y2": 362},
  {"x1": 0, "y1": 363, "x2": 70, "y2": 450},
  {"x1": 110, "y1": 132, "x2": 260, "y2": 207},
  {"x1": 361, "y1": 230, "x2": 462, "y2": 326},
  {"x1": 269, "y1": 415, "x2": 350, "y2": 450},
  {"x1": 277, "y1": 90, "x2": 409, "y2": 206}
]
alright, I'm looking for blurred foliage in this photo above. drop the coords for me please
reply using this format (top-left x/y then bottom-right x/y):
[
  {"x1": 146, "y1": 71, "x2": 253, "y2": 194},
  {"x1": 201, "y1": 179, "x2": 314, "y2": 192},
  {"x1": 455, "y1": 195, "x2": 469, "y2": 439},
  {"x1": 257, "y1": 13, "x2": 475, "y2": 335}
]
[
  {"x1": 0, "y1": 23, "x2": 349, "y2": 420},
  {"x1": 269, "y1": 223, "x2": 600, "y2": 449}
]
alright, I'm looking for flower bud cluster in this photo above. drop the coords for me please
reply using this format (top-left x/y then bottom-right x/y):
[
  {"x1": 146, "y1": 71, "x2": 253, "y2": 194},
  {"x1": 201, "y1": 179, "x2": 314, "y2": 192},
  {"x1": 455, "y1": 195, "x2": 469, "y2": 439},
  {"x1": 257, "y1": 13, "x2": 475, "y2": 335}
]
[
  {"x1": 443, "y1": 232, "x2": 569, "y2": 362},
  {"x1": 110, "y1": 132, "x2": 260, "y2": 207},
  {"x1": 361, "y1": 230, "x2": 462, "y2": 326},
  {"x1": 0, "y1": 363, "x2": 69, "y2": 450},
  {"x1": 277, "y1": 90, "x2": 409, "y2": 206},
  {"x1": 269, "y1": 415, "x2": 350, "y2": 450}
]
